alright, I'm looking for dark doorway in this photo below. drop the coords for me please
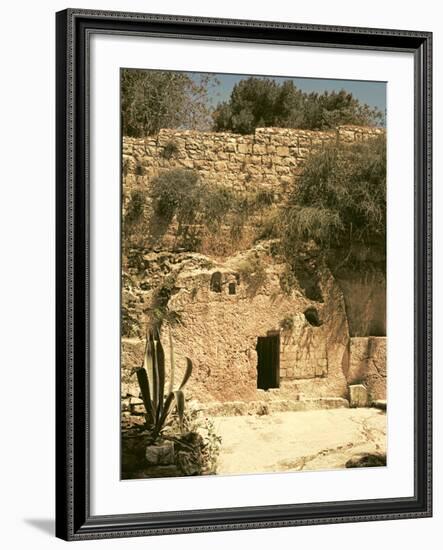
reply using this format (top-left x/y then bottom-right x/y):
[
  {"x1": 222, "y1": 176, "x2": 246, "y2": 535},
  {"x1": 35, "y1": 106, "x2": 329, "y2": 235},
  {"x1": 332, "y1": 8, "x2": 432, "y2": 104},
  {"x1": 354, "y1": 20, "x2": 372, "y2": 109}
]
[
  {"x1": 210, "y1": 271, "x2": 222, "y2": 293},
  {"x1": 256, "y1": 334, "x2": 280, "y2": 390}
]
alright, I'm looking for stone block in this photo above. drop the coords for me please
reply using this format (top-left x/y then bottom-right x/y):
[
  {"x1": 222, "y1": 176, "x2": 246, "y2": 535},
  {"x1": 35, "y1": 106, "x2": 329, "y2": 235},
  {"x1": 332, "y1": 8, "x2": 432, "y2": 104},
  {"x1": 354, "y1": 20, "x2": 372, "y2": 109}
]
[
  {"x1": 253, "y1": 144, "x2": 267, "y2": 155},
  {"x1": 129, "y1": 397, "x2": 143, "y2": 405},
  {"x1": 178, "y1": 159, "x2": 194, "y2": 169},
  {"x1": 145, "y1": 440, "x2": 175, "y2": 466},
  {"x1": 276, "y1": 146, "x2": 289, "y2": 156},
  {"x1": 349, "y1": 384, "x2": 368, "y2": 407},
  {"x1": 372, "y1": 399, "x2": 387, "y2": 411},
  {"x1": 131, "y1": 404, "x2": 146, "y2": 415},
  {"x1": 215, "y1": 161, "x2": 228, "y2": 171},
  {"x1": 238, "y1": 143, "x2": 251, "y2": 154}
]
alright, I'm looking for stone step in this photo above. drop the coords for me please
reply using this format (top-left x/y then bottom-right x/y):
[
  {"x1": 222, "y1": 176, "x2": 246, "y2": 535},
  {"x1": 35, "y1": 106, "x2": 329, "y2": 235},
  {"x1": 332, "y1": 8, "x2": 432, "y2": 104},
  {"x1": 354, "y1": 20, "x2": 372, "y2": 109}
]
[{"x1": 197, "y1": 397, "x2": 349, "y2": 417}]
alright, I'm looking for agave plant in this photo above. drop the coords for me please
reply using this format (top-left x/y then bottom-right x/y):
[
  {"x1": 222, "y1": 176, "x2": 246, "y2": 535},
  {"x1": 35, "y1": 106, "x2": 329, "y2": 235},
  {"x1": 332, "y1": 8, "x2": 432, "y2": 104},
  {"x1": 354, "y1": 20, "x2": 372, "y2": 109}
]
[{"x1": 136, "y1": 327, "x2": 192, "y2": 442}]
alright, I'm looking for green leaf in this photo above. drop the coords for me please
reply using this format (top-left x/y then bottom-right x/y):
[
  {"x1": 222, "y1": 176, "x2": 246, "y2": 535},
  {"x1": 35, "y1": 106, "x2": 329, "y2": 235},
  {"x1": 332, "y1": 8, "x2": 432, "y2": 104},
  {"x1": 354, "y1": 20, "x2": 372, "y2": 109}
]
[
  {"x1": 151, "y1": 331, "x2": 159, "y2": 418},
  {"x1": 155, "y1": 327, "x2": 166, "y2": 421},
  {"x1": 136, "y1": 367, "x2": 154, "y2": 424},
  {"x1": 153, "y1": 392, "x2": 175, "y2": 440},
  {"x1": 178, "y1": 358, "x2": 193, "y2": 390},
  {"x1": 143, "y1": 331, "x2": 154, "y2": 402},
  {"x1": 168, "y1": 326, "x2": 175, "y2": 394},
  {"x1": 174, "y1": 390, "x2": 185, "y2": 433}
]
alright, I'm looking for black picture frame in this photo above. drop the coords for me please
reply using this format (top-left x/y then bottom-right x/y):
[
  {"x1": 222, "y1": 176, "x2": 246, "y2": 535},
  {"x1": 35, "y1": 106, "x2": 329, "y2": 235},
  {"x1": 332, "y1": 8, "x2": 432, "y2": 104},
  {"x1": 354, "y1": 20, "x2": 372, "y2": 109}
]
[{"x1": 55, "y1": 8, "x2": 432, "y2": 541}]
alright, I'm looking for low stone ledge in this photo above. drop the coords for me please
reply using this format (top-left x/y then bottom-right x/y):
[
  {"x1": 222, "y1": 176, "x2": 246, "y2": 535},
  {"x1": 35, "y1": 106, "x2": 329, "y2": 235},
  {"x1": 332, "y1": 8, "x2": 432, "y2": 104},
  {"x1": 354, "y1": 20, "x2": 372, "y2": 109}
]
[
  {"x1": 197, "y1": 397, "x2": 349, "y2": 417},
  {"x1": 371, "y1": 399, "x2": 387, "y2": 411}
]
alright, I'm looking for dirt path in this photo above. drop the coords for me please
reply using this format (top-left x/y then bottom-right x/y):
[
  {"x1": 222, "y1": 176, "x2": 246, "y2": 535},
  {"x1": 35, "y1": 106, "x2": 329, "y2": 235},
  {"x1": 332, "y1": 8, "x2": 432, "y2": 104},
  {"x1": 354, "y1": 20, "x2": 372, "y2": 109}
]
[{"x1": 214, "y1": 408, "x2": 386, "y2": 475}]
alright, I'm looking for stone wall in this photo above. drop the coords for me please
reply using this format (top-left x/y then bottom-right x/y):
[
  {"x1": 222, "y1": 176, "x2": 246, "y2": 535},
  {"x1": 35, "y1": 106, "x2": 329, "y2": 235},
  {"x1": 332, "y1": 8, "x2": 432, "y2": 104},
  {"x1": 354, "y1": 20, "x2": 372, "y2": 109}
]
[
  {"x1": 123, "y1": 125, "x2": 385, "y2": 195},
  {"x1": 347, "y1": 337, "x2": 387, "y2": 401}
]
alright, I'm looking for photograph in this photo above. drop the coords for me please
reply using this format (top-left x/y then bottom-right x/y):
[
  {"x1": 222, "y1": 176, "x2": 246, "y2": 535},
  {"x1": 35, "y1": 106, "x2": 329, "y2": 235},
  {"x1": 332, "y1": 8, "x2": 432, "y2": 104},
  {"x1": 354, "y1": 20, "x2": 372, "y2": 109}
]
[{"x1": 120, "y1": 68, "x2": 388, "y2": 480}]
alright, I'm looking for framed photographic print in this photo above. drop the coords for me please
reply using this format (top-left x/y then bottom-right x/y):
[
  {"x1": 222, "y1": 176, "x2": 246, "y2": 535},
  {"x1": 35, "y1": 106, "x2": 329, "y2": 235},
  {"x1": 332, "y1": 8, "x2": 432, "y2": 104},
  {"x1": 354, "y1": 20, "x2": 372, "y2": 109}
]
[{"x1": 55, "y1": 8, "x2": 432, "y2": 541}]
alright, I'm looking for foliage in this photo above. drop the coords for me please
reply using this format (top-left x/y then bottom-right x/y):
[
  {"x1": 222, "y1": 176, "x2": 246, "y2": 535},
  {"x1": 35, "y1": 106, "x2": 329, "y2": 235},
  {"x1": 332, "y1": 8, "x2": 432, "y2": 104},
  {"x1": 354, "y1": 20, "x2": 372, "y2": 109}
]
[
  {"x1": 124, "y1": 190, "x2": 145, "y2": 237},
  {"x1": 254, "y1": 188, "x2": 275, "y2": 207},
  {"x1": 166, "y1": 406, "x2": 222, "y2": 475},
  {"x1": 121, "y1": 309, "x2": 140, "y2": 338},
  {"x1": 282, "y1": 136, "x2": 386, "y2": 267},
  {"x1": 161, "y1": 140, "x2": 179, "y2": 159},
  {"x1": 147, "y1": 169, "x2": 275, "y2": 253},
  {"x1": 150, "y1": 273, "x2": 182, "y2": 328},
  {"x1": 278, "y1": 136, "x2": 386, "y2": 284},
  {"x1": 121, "y1": 69, "x2": 218, "y2": 136},
  {"x1": 236, "y1": 256, "x2": 267, "y2": 295},
  {"x1": 279, "y1": 315, "x2": 294, "y2": 331},
  {"x1": 201, "y1": 186, "x2": 234, "y2": 234},
  {"x1": 136, "y1": 328, "x2": 193, "y2": 442},
  {"x1": 256, "y1": 206, "x2": 281, "y2": 241},
  {"x1": 150, "y1": 169, "x2": 200, "y2": 223},
  {"x1": 278, "y1": 265, "x2": 299, "y2": 295},
  {"x1": 213, "y1": 77, "x2": 383, "y2": 134}
]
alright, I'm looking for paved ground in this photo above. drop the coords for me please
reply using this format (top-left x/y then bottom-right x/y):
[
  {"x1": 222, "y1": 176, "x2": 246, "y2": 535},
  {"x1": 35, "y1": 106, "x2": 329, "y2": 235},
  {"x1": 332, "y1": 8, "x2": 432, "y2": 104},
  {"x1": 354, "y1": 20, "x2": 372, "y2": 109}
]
[{"x1": 214, "y1": 407, "x2": 386, "y2": 475}]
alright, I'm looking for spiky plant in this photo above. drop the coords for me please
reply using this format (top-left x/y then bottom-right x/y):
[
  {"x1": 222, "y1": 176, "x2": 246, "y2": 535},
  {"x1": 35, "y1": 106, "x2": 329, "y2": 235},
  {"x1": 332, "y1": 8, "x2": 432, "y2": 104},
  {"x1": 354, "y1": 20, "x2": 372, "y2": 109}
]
[{"x1": 136, "y1": 328, "x2": 192, "y2": 442}]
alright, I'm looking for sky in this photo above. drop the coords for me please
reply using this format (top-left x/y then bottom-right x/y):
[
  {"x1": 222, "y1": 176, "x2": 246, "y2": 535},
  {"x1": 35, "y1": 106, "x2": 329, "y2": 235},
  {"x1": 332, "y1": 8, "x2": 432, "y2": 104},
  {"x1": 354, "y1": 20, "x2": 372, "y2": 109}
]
[{"x1": 187, "y1": 71, "x2": 386, "y2": 115}]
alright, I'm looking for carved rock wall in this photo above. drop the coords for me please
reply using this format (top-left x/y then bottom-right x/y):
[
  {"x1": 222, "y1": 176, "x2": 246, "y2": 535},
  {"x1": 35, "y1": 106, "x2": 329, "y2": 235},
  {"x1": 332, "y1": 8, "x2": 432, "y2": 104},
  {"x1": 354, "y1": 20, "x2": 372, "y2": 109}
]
[
  {"x1": 347, "y1": 337, "x2": 387, "y2": 401},
  {"x1": 121, "y1": 246, "x2": 350, "y2": 412}
]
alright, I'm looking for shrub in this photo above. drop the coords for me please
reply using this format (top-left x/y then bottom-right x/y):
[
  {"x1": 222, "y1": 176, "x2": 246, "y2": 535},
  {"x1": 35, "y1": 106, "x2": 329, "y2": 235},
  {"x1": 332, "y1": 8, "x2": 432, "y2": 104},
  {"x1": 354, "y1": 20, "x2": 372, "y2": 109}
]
[
  {"x1": 148, "y1": 169, "x2": 280, "y2": 253},
  {"x1": 236, "y1": 256, "x2": 267, "y2": 295},
  {"x1": 124, "y1": 190, "x2": 145, "y2": 234},
  {"x1": 135, "y1": 160, "x2": 145, "y2": 176},
  {"x1": 150, "y1": 168, "x2": 201, "y2": 225},
  {"x1": 286, "y1": 136, "x2": 386, "y2": 250},
  {"x1": 166, "y1": 406, "x2": 222, "y2": 475},
  {"x1": 161, "y1": 140, "x2": 179, "y2": 159},
  {"x1": 150, "y1": 274, "x2": 180, "y2": 328},
  {"x1": 279, "y1": 316, "x2": 294, "y2": 331},
  {"x1": 121, "y1": 309, "x2": 141, "y2": 338},
  {"x1": 201, "y1": 186, "x2": 234, "y2": 234},
  {"x1": 282, "y1": 135, "x2": 386, "y2": 270},
  {"x1": 256, "y1": 206, "x2": 281, "y2": 240},
  {"x1": 254, "y1": 188, "x2": 275, "y2": 207}
]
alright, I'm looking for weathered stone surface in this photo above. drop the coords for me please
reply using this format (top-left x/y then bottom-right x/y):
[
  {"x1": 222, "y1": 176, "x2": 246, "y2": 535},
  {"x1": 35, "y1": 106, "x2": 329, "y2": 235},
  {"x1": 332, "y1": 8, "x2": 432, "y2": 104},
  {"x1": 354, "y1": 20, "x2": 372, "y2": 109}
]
[
  {"x1": 216, "y1": 408, "x2": 386, "y2": 474},
  {"x1": 121, "y1": 125, "x2": 386, "y2": 423},
  {"x1": 196, "y1": 397, "x2": 349, "y2": 417},
  {"x1": 348, "y1": 337, "x2": 387, "y2": 401},
  {"x1": 276, "y1": 146, "x2": 290, "y2": 156},
  {"x1": 123, "y1": 126, "x2": 384, "y2": 196},
  {"x1": 120, "y1": 242, "x2": 357, "y2": 418},
  {"x1": 349, "y1": 384, "x2": 368, "y2": 407},
  {"x1": 345, "y1": 453, "x2": 386, "y2": 468},
  {"x1": 145, "y1": 440, "x2": 175, "y2": 465}
]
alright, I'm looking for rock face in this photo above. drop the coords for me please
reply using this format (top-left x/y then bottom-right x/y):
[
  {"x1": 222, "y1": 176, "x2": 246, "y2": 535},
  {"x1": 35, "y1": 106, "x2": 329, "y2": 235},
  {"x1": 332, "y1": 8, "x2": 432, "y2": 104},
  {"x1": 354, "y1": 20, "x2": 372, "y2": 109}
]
[
  {"x1": 121, "y1": 125, "x2": 387, "y2": 422},
  {"x1": 348, "y1": 337, "x2": 387, "y2": 402},
  {"x1": 349, "y1": 384, "x2": 368, "y2": 408},
  {"x1": 122, "y1": 244, "x2": 350, "y2": 405},
  {"x1": 145, "y1": 440, "x2": 175, "y2": 466}
]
